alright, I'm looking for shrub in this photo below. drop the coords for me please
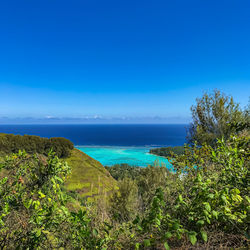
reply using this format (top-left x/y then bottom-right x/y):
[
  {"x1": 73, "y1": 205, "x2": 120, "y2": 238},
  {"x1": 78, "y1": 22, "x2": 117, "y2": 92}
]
[
  {"x1": 0, "y1": 151, "x2": 103, "y2": 249},
  {"x1": 109, "y1": 178, "x2": 139, "y2": 222},
  {"x1": 131, "y1": 135, "x2": 250, "y2": 249}
]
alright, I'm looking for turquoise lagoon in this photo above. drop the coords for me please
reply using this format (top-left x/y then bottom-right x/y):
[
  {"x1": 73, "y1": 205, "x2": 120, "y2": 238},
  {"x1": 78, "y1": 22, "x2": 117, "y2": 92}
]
[{"x1": 76, "y1": 146, "x2": 172, "y2": 168}]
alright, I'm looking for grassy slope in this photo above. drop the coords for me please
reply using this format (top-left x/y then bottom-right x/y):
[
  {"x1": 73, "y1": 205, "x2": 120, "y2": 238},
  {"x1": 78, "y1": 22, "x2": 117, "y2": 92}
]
[{"x1": 65, "y1": 148, "x2": 117, "y2": 199}]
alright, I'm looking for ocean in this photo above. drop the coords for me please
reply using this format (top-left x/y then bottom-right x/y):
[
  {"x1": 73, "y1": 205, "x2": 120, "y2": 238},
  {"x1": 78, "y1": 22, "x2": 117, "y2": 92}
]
[{"x1": 0, "y1": 124, "x2": 187, "y2": 166}]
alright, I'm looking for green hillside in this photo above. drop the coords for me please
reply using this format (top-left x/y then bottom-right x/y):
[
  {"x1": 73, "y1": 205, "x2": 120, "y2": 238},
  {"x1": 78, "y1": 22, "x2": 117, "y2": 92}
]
[
  {"x1": 65, "y1": 148, "x2": 117, "y2": 199},
  {"x1": 0, "y1": 133, "x2": 117, "y2": 200}
]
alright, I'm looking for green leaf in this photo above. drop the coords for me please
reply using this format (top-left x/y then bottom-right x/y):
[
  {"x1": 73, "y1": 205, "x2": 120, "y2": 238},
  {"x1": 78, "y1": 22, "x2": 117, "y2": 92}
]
[
  {"x1": 221, "y1": 195, "x2": 227, "y2": 203},
  {"x1": 201, "y1": 230, "x2": 207, "y2": 242},
  {"x1": 36, "y1": 229, "x2": 41, "y2": 237},
  {"x1": 54, "y1": 176, "x2": 63, "y2": 183},
  {"x1": 93, "y1": 228, "x2": 98, "y2": 236},
  {"x1": 212, "y1": 210, "x2": 218, "y2": 219},
  {"x1": 188, "y1": 232, "x2": 197, "y2": 245},
  {"x1": 176, "y1": 231, "x2": 181, "y2": 240},
  {"x1": 0, "y1": 177, "x2": 8, "y2": 185},
  {"x1": 233, "y1": 188, "x2": 240, "y2": 194},
  {"x1": 38, "y1": 191, "x2": 46, "y2": 199},
  {"x1": 135, "y1": 243, "x2": 140, "y2": 249},
  {"x1": 207, "y1": 193, "x2": 214, "y2": 199},
  {"x1": 172, "y1": 222, "x2": 180, "y2": 230},
  {"x1": 164, "y1": 242, "x2": 170, "y2": 250},
  {"x1": 23, "y1": 199, "x2": 33, "y2": 209},
  {"x1": 196, "y1": 220, "x2": 204, "y2": 226},
  {"x1": 211, "y1": 150, "x2": 216, "y2": 158},
  {"x1": 0, "y1": 219, "x2": 4, "y2": 226},
  {"x1": 206, "y1": 217, "x2": 211, "y2": 224},
  {"x1": 144, "y1": 239, "x2": 151, "y2": 247},
  {"x1": 165, "y1": 232, "x2": 172, "y2": 239},
  {"x1": 245, "y1": 196, "x2": 250, "y2": 204},
  {"x1": 178, "y1": 194, "x2": 183, "y2": 202},
  {"x1": 155, "y1": 218, "x2": 161, "y2": 226},
  {"x1": 204, "y1": 202, "x2": 211, "y2": 212}
]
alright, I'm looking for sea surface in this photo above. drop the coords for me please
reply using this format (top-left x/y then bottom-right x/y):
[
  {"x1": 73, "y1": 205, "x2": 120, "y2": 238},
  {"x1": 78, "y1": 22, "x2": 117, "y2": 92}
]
[
  {"x1": 77, "y1": 146, "x2": 172, "y2": 167},
  {"x1": 0, "y1": 124, "x2": 187, "y2": 167}
]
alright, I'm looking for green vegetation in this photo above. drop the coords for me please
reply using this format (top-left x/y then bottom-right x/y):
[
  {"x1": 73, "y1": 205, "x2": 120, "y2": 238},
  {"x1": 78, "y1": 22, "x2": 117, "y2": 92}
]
[
  {"x1": 0, "y1": 133, "x2": 117, "y2": 200},
  {"x1": 0, "y1": 90, "x2": 249, "y2": 249},
  {"x1": 105, "y1": 164, "x2": 143, "y2": 180},
  {"x1": 187, "y1": 89, "x2": 249, "y2": 146},
  {"x1": 104, "y1": 135, "x2": 250, "y2": 249},
  {"x1": 0, "y1": 151, "x2": 108, "y2": 249},
  {"x1": 0, "y1": 133, "x2": 73, "y2": 158},
  {"x1": 1, "y1": 134, "x2": 249, "y2": 249},
  {"x1": 149, "y1": 146, "x2": 185, "y2": 157},
  {"x1": 65, "y1": 148, "x2": 117, "y2": 199}
]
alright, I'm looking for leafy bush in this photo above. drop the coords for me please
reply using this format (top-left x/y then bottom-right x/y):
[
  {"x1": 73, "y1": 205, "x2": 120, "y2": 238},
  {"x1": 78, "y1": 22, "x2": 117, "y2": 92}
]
[
  {"x1": 0, "y1": 151, "x2": 103, "y2": 249},
  {"x1": 128, "y1": 135, "x2": 250, "y2": 249},
  {"x1": 109, "y1": 178, "x2": 139, "y2": 222},
  {"x1": 102, "y1": 135, "x2": 249, "y2": 249}
]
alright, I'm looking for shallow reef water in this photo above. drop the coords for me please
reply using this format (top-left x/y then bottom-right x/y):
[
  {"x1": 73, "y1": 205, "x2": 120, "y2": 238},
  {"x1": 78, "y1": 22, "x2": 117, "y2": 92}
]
[{"x1": 77, "y1": 146, "x2": 173, "y2": 168}]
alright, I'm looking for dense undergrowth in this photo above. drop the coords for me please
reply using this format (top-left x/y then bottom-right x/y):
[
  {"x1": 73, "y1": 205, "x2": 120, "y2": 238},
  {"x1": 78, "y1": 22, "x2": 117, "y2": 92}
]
[
  {"x1": 0, "y1": 134, "x2": 249, "y2": 249},
  {"x1": 0, "y1": 151, "x2": 101, "y2": 249},
  {"x1": 103, "y1": 135, "x2": 250, "y2": 249}
]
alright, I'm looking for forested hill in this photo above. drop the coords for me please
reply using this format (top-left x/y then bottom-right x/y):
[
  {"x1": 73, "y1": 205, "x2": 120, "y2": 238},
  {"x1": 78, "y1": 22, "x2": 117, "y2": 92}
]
[
  {"x1": 149, "y1": 146, "x2": 185, "y2": 157},
  {"x1": 0, "y1": 133, "x2": 73, "y2": 158}
]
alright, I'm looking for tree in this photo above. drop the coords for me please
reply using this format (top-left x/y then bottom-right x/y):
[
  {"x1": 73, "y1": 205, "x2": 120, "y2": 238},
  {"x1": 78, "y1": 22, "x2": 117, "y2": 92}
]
[{"x1": 187, "y1": 90, "x2": 248, "y2": 147}]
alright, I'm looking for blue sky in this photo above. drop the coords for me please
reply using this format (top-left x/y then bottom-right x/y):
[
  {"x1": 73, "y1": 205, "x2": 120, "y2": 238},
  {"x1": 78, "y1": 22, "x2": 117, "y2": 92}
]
[{"x1": 0, "y1": 0, "x2": 249, "y2": 124}]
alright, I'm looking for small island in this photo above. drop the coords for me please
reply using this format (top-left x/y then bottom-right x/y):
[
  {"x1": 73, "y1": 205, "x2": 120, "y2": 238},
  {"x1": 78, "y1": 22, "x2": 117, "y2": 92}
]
[{"x1": 149, "y1": 146, "x2": 185, "y2": 157}]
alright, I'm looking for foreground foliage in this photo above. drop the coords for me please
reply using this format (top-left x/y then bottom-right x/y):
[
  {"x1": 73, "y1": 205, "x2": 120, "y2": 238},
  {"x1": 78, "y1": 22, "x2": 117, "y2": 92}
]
[
  {"x1": 0, "y1": 151, "x2": 103, "y2": 249},
  {"x1": 0, "y1": 134, "x2": 249, "y2": 249},
  {"x1": 105, "y1": 135, "x2": 250, "y2": 249}
]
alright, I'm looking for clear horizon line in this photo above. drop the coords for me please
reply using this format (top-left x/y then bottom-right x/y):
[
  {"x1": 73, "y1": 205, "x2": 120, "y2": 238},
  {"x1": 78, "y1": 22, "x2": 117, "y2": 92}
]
[{"x1": 0, "y1": 123, "x2": 190, "y2": 125}]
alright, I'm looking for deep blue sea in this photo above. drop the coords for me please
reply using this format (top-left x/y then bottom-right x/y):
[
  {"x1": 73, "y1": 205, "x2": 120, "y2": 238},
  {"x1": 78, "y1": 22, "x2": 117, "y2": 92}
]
[
  {"x1": 0, "y1": 124, "x2": 187, "y2": 166},
  {"x1": 0, "y1": 124, "x2": 187, "y2": 146}
]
